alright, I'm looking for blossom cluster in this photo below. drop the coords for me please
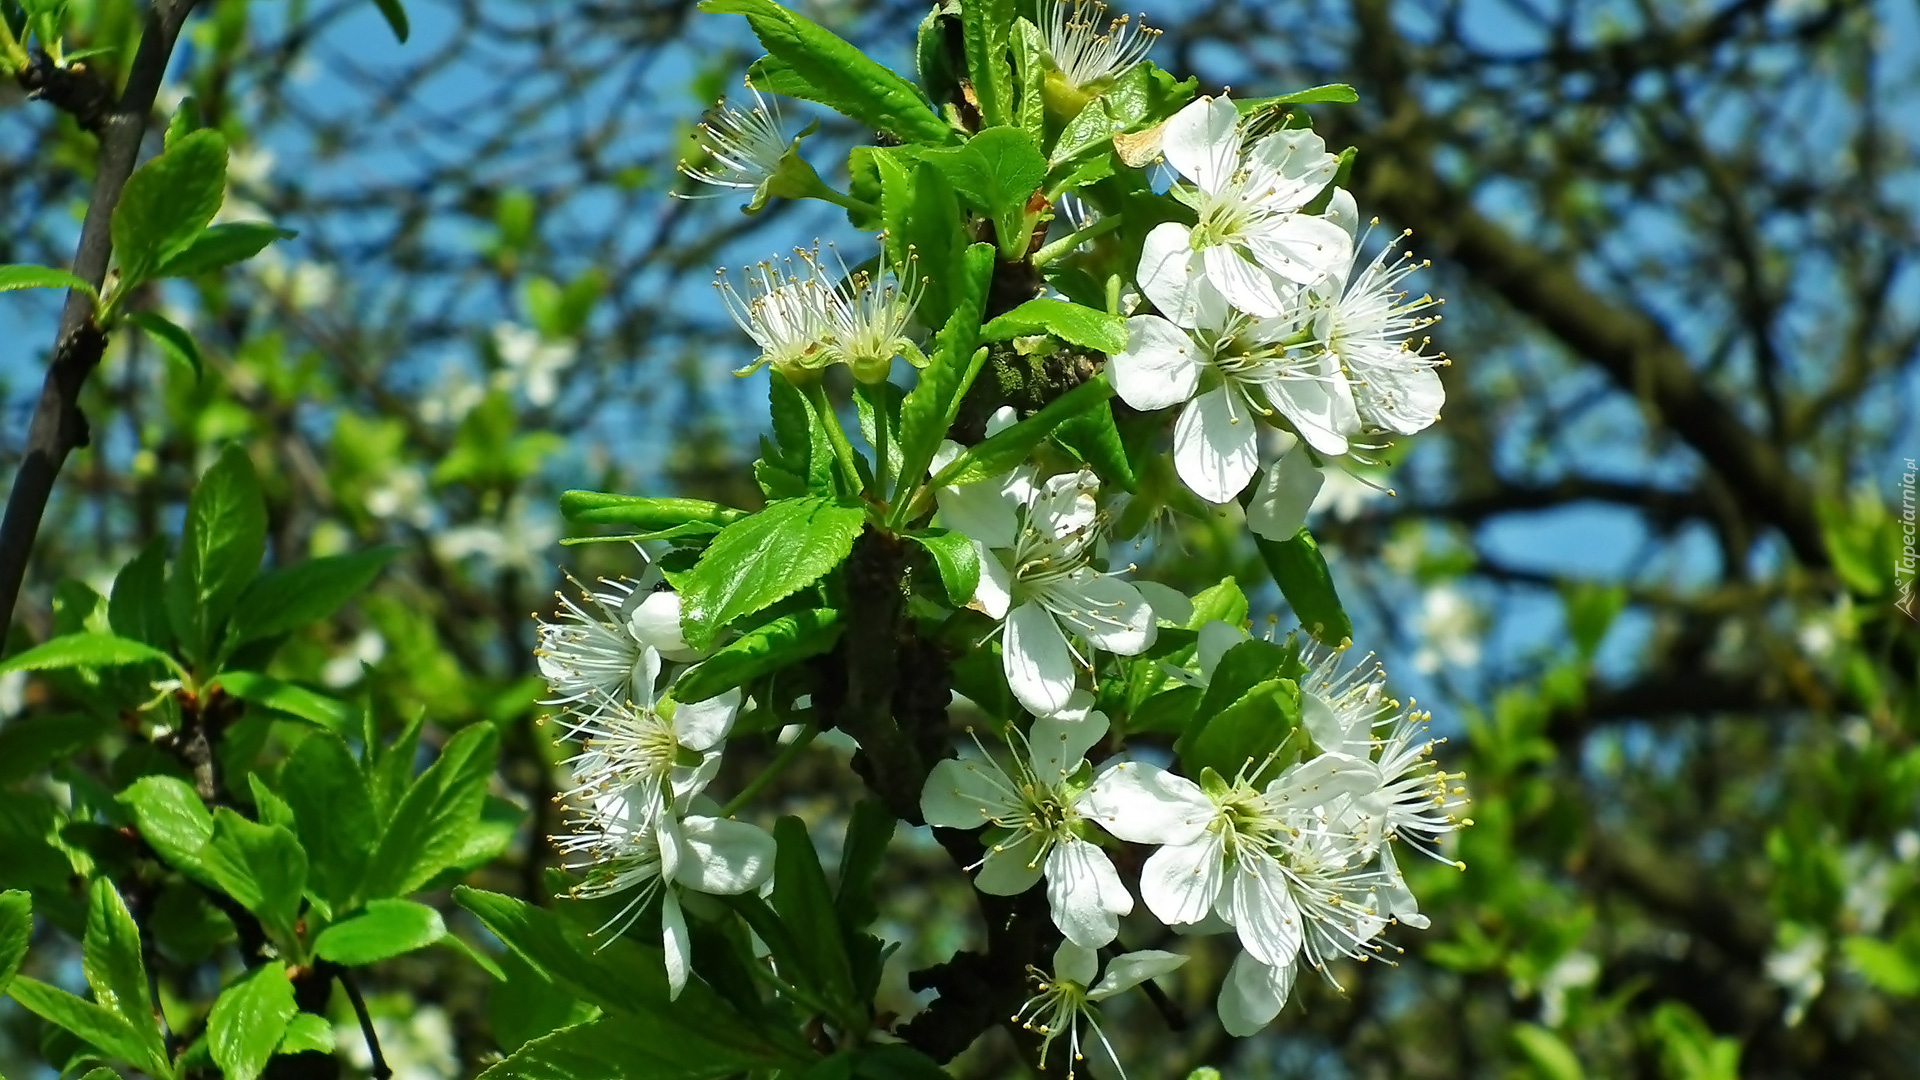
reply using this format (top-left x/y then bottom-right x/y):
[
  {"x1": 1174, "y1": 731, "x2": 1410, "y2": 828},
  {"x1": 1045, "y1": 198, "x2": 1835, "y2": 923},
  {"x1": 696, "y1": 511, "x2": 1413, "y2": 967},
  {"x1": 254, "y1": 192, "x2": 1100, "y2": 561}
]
[
  {"x1": 533, "y1": 570, "x2": 774, "y2": 999},
  {"x1": 536, "y1": 2, "x2": 1473, "y2": 1073}
]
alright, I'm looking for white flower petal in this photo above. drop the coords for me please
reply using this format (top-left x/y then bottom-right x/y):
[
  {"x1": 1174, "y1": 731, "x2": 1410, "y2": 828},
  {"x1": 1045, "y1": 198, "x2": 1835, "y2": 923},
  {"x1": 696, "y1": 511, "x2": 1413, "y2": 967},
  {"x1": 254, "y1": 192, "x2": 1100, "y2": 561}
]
[
  {"x1": 1261, "y1": 368, "x2": 1353, "y2": 457},
  {"x1": 1138, "y1": 222, "x2": 1216, "y2": 329},
  {"x1": 1262, "y1": 752, "x2": 1380, "y2": 814},
  {"x1": 1141, "y1": 834, "x2": 1225, "y2": 926},
  {"x1": 672, "y1": 688, "x2": 739, "y2": 751},
  {"x1": 1030, "y1": 710, "x2": 1110, "y2": 785},
  {"x1": 662, "y1": 888, "x2": 691, "y2": 1000},
  {"x1": 976, "y1": 831, "x2": 1047, "y2": 895},
  {"x1": 922, "y1": 756, "x2": 1020, "y2": 828},
  {"x1": 1051, "y1": 573, "x2": 1156, "y2": 657},
  {"x1": 1161, "y1": 95, "x2": 1242, "y2": 195},
  {"x1": 1358, "y1": 362, "x2": 1445, "y2": 436},
  {"x1": 674, "y1": 815, "x2": 776, "y2": 895},
  {"x1": 1173, "y1": 385, "x2": 1260, "y2": 504},
  {"x1": 1109, "y1": 315, "x2": 1203, "y2": 411},
  {"x1": 1054, "y1": 941, "x2": 1100, "y2": 987},
  {"x1": 1201, "y1": 242, "x2": 1285, "y2": 318},
  {"x1": 1090, "y1": 950, "x2": 1188, "y2": 1000},
  {"x1": 630, "y1": 592, "x2": 699, "y2": 662},
  {"x1": 1133, "y1": 579, "x2": 1194, "y2": 627},
  {"x1": 1323, "y1": 186, "x2": 1360, "y2": 239},
  {"x1": 1245, "y1": 449, "x2": 1325, "y2": 542},
  {"x1": 985, "y1": 405, "x2": 1019, "y2": 437},
  {"x1": 1044, "y1": 837, "x2": 1131, "y2": 947},
  {"x1": 1217, "y1": 950, "x2": 1296, "y2": 1037},
  {"x1": 1223, "y1": 854, "x2": 1304, "y2": 968},
  {"x1": 937, "y1": 479, "x2": 1020, "y2": 548},
  {"x1": 1245, "y1": 214, "x2": 1352, "y2": 287},
  {"x1": 1195, "y1": 620, "x2": 1249, "y2": 682},
  {"x1": 1083, "y1": 761, "x2": 1213, "y2": 846},
  {"x1": 1004, "y1": 600, "x2": 1079, "y2": 717},
  {"x1": 974, "y1": 543, "x2": 1013, "y2": 619}
]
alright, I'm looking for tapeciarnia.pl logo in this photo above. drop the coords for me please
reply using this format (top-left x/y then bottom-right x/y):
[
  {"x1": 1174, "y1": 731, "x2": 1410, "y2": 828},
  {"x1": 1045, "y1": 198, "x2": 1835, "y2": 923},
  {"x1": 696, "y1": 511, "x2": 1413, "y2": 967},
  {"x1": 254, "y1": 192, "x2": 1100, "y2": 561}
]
[{"x1": 1899, "y1": 457, "x2": 1916, "y2": 620}]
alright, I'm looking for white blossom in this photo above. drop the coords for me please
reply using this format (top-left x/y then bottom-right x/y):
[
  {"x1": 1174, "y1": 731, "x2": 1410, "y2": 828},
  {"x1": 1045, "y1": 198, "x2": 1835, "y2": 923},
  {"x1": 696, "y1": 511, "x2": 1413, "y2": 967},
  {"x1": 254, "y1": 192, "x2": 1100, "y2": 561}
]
[
  {"x1": 1041, "y1": 0, "x2": 1160, "y2": 90},
  {"x1": 968, "y1": 469, "x2": 1157, "y2": 716},
  {"x1": 554, "y1": 784, "x2": 774, "y2": 998},
  {"x1": 921, "y1": 697, "x2": 1133, "y2": 947},
  {"x1": 491, "y1": 322, "x2": 576, "y2": 409},
  {"x1": 1308, "y1": 213, "x2": 1446, "y2": 436},
  {"x1": 676, "y1": 86, "x2": 793, "y2": 197},
  {"x1": 715, "y1": 251, "x2": 835, "y2": 377},
  {"x1": 1147, "y1": 95, "x2": 1351, "y2": 319},
  {"x1": 1084, "y1": 754, "x2": 1386, "y2": 974},
  {"x1": 1013, "y1": 942, "x2": 1187, "y2": 1079},
  {"x1": 1110, "y1": 244, "x2": 1357, "y2": 503}
]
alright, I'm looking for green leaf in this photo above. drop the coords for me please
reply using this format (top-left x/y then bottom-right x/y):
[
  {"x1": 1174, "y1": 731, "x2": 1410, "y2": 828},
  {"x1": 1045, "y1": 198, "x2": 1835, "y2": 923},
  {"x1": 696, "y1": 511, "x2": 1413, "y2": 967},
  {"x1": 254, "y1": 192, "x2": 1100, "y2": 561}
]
[
  {"x1": 1253, "y1": 526, "x2": 1352, "y2": 645},
  {"x1": 960, "y1": 0, "x2": 1014, "y2": 128},
  {"x1": 937, "y1": 375, "x2": 1114, "y2": 485},
  {"x1": 905, "y1": 528, "x2": 980, "y2": 606},
  {"x1": 1101, "y1": 62, "x2": 1199, "y2": 130},
  {"x1": 282, "y1": 732, "x2": 376, "y2": 908},
  {"x1": 0, "y1": 714, "x2": 110, "y2": 785},
  {"x1": 481, "y1": 1014, "x2": 786, "y2": 1080},
  {"x1": 167, "y1": 444, "x2": 267, "y2": 666},
  {"x1": 110, "y1": 129, "x2": 228, "y2": 291},
  {"x1": 5, "y1": 976, "x2": 160, "y2": 1073},
  {"x1": 207, "y1": 963, "x2": 297, "y2": 1080},
  {"x1": 892, "y1": 242, "x2": 996, "y2": 512},
  {"x1": 673, "y1": 496, "x2": 869, "y2": 651},
  {"x1": 201, "y1": 809, "x2": 308, "y2": 948},
  {"x1": 1511, "y1": 1023, "x2": 1585, "y2": 1080},
  {"x1": 771, "y1": 816, "x2": 855, "y2": 1008},
  {"x1": 1052, "y1": 402, "x2": 1136, "y2": 492},
  {"x1": 1843, "y1": 933, "x2": 1920, "y2": 995},
  {"x1": 314, "y1": 899, "x2": 445, "y2": 965},
  {"x1": 361, "y1": 723, "x2": 499, "y2": 900},
  {"x1": 82, "y1": 880, "x2": 161, "y2": 1063},
  {"x1": 1, "y1": 889, "x2": 31, "y2": 993},
  {"x1": 0, "y1": 264, "x2": 98, "y2": 297},
  {"x1": 108, "y1": 538, "x2": 171, "y2": 649},
  {"x1": 154, "y1": 223, "x2": 297, "y2": 279},
  {"x1": 276, "y1": 1013, "x2": 335, "y2": 1056},
  {"x1": 124, "y1": 311, "x2": 203, "y2": 378},
  {"x1": 164, "y1": 97, "x2": 200, "y2": 149},
  {"x1": 117, "y1": 775, "x2": 214, "y2": 877},
  {"x1": 370, "y1": 0, "x2": 409, "y2": 41},
  {"x1": 672, "y1": 608, "x2": 844, "y2": 704},
  {"x1": 719, "y1": 0, "x2": 955, "y2": 145},
  {"x1": 0, "y1": 631, "x2": 179, "y2": 678},
  {"x1": 215, "y1": 671, "x2": 359, "y2": 732},
  {"x1": 453, "y1": 887, "x2": 795, "y2": 1061},
  {"x1": 877, "y1": 155, "x2": 966, "y2": 326},
  {"x1": 920, "y1": 126, "x2": 1047, "y2": 251},
  {"x1": 1188, "y1": 577, "x2": 1249, "y2": 630},
  {"x1": 1177, "y1": 676, "x2": 1301, "y2": 781},
  {"x1": 1234, "y1": 83, "x2": 1359, "y2": 111},
  {"x1": 224, "y1": 547, "x2": 398, "y2": 651},
  {"x1": 980, "y1": 298, "x2": 1129, "y2": 354},
  {"x1": 834, "y1": 801, "x2": 894, "y2": 932},
  {"x1": 558, "y1": 491, "x2": 747, "y2": 530}
]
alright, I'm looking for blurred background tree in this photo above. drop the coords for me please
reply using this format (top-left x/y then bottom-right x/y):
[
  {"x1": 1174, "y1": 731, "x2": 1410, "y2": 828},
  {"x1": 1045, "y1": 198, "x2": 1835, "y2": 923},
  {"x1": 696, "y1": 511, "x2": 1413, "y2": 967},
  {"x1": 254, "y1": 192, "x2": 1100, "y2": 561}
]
[{"x1": 2, "y1": 0, "x2": 1916, "y2": 1077}]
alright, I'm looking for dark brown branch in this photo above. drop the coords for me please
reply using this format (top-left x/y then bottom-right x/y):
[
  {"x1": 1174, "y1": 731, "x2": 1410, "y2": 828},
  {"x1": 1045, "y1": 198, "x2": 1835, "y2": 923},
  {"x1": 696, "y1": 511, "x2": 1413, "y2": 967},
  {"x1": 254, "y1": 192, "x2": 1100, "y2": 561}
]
[
  {"x1": 339, "y1": 966, "x2": 393, "y2": 1080},
  {"x1": 14, "y1": 50, "x2": 115, "y2": 134},
  {"x1": 0, "y1": 0, "x2": 202, "y2": 629}
]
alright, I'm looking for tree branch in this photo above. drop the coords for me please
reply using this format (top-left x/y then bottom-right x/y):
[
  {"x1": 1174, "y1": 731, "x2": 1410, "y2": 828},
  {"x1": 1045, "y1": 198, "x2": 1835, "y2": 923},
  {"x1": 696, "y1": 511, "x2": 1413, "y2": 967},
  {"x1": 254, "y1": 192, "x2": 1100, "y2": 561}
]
[{"x1": 0, "y1": 0, "x2": 201, "y2": 628}]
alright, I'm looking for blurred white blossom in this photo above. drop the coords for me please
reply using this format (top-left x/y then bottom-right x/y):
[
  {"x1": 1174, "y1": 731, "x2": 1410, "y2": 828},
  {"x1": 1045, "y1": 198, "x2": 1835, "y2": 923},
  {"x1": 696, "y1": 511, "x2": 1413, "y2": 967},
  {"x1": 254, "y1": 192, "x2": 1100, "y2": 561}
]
[
  {"x1": 491, "y1": 322, "x2": 576, "y2": 408},
  {"x1": 1411, "y1": 585, "x2": 1481, "y2": 674}
]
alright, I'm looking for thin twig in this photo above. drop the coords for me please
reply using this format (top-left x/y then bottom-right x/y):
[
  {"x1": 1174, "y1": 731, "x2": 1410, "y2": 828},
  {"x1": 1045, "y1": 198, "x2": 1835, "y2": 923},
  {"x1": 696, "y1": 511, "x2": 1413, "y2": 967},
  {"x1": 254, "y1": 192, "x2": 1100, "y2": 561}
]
[
  {"x1": 0, "y1": 0, "x2": 201, "y2": 629},
  {"x1": 339, "y1": 967, "x2": 393, "y2": 1080}
]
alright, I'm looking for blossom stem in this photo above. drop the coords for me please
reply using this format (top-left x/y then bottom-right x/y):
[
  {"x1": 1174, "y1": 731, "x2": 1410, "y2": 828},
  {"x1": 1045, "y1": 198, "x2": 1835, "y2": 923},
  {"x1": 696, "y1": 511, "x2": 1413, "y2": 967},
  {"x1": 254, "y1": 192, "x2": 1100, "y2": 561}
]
[
  {"x1": 720, "y1": 724, "x2": 819, "y2": 818},
  {"x1": 802, "y1": 380, "x2": 871, "y2": 496},
  {"x1": 1031, "y1": 212, "x2": 1123, "y2": 268}
]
